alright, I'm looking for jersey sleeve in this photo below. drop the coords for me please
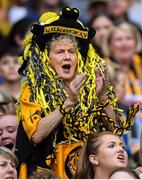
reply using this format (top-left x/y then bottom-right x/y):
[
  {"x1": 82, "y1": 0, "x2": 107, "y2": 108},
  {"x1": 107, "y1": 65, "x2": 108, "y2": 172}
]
[{"x1": 18, "y1": 86, "x2": 42, "y2": 140}]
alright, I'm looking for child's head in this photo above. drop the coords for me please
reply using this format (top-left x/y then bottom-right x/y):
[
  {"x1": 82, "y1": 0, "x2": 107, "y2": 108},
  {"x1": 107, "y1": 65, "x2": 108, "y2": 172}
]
[{"x1": 0, "y1": 46, "x2": 21, "y2": 83}]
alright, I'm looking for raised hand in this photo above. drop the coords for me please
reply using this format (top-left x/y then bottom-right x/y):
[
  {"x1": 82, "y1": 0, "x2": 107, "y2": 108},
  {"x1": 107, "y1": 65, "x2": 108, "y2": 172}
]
[
  {"x1": 69, "y1": 72, "x2": 86, "y2": 104},
  {"x1": 95, "y1": 64, "x2": 110, "y2": 102},
  {"x1": 63, "y1": 73, "x2": 86, "y2": 113}
]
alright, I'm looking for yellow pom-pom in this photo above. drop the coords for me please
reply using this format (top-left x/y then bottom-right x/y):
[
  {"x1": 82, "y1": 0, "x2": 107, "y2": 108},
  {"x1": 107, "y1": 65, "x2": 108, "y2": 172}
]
[
  {"x1": 23, "y1": 34, "x2": 33, "y2": 47},
  {"x1": 66, "y1": 7, "x2": 71, "y2": 11},
  {"x1": 18, "y1": 56, "x2": 24, "y2": 65},
  {"x1": 39, "y1": 12, "x2": 59, "y2": 24},
  {"x1": 24, "y1": 44, "x2": 31, "y2": 60}
]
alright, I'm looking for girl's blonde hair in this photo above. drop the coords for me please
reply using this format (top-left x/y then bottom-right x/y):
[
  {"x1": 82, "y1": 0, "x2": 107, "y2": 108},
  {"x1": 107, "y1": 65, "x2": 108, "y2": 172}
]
[{"x1": 103, "y1": 22, "x2": 142, "y2": 57}]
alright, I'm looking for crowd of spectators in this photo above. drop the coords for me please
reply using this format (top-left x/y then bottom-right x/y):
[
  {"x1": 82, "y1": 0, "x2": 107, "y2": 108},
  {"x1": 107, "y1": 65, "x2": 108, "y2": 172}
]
[{"x1": 0, "y1": 0, "x2": 142, "y2": 179}]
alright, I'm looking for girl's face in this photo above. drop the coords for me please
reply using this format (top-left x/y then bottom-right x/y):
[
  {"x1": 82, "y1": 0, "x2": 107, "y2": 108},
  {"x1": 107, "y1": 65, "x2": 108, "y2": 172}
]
[
  {"x1": 0, "y1": 155, "x2": 17, "y2": 179},
  {"x1": 0, "y1": 55, "x2": 21, "y2": 82},
  {"x1": 92, "y1": 15, "x2": 112, "y2": 46},
  {"x1": 0, "y1": 115, "x2": 18, "y2": 152},
  {"x1": 109, "y1": 29, "x2": 137, "y2": 64},
  {"x1": 49, "y1": 38, "x2": 78, "y2": 84},
  {"x1": 91, "y1": 134, "x2": 128, "y2": 174}
]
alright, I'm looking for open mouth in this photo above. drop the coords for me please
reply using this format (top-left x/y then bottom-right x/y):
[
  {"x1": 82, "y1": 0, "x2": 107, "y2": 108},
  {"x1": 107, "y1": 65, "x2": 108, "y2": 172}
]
[
  {"x1": 6, "y1": 177, "x2": 15, "y2": 179},
  {"x1": 3, "y1": 142, "x2": 14, "y2": 150},
  {"x1": 117, "y1": 154, "x2": 125, "y2": 162},
  {"x1": 62, "y1": 64, "x2": 71, "y2": 72}
]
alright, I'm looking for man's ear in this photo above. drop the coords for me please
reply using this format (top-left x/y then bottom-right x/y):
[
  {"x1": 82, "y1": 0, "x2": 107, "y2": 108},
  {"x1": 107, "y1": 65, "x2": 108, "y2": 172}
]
[{"x1": 89, "y1": 154, "x2": 99, "y2": 166}]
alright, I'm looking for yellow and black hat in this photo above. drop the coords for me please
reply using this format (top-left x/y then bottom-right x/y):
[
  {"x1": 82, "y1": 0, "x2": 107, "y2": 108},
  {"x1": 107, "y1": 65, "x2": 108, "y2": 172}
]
[{"x1": 30, "y1": 6, "x2": 96, "y2": 59}]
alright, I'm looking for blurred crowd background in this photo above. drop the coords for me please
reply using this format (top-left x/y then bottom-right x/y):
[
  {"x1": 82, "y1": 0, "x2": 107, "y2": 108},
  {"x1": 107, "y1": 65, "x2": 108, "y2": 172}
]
[{"x1": 0, "y1": 0, "x2": 142, "y2": 169}]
